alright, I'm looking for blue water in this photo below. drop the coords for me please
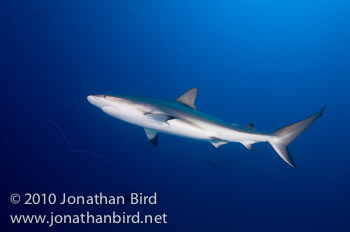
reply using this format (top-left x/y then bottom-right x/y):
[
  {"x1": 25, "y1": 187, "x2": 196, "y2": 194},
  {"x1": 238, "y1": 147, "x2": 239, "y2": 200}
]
[{"x1": 2, "y1": 0, "x2": 350, "y2": 231}]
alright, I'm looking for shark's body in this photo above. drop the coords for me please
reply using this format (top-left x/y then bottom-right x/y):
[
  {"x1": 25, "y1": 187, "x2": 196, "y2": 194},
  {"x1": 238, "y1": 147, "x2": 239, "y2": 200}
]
[{"x1": 87, "y1": 88, "x2": 325, "y2": 167}]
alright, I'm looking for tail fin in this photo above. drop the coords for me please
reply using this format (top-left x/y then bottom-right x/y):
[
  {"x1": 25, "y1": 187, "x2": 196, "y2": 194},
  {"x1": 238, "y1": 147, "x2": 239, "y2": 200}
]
[{"x1": 268, "y1": 106, "x2": 326, "y2": 168}]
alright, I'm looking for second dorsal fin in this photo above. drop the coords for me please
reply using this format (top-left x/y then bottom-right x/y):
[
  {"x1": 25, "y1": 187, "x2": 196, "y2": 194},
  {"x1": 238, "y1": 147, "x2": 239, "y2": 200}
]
[
  {"x1": 247, "y1": 123, "x2": 255, "y2": 130},
  {"x1": 176, "y1": 87, "x2": 198, "y2": 110}
]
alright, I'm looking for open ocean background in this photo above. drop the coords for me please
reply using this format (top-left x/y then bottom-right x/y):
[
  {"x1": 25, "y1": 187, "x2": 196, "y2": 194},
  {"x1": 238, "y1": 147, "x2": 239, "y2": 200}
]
[{"x1": 2, "y1": 0, "x2": 350, "y2": 231}]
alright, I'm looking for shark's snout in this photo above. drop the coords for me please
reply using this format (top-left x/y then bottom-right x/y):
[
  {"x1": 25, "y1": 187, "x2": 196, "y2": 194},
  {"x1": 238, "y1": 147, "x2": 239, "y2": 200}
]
[{"x1": 87, "y1": 95, "x2": 106, "y2": 108}]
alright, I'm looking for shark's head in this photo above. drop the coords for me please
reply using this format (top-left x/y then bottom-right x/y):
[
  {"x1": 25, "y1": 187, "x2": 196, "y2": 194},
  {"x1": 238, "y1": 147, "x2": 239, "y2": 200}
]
[
  {"x1": 87, "y1": 94, "x2": 108, "y2": 108},
  {"x1": 87, "y1": 94, "x2": 138, "y2": 109},
  {"x1": 87, "y1": 94, "x2": 155, "y2": 123}
]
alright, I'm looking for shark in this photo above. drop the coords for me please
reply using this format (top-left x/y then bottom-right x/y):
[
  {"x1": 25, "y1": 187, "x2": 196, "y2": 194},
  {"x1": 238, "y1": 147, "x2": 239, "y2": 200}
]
[{"x1": 87, "y1": 88, "x2": 325, "y2": 167}]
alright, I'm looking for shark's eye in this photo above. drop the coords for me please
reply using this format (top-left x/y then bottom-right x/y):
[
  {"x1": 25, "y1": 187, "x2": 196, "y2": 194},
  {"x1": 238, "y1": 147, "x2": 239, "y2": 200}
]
[{"x1": 95, "y1": 94, "x2": 105, "y2": 98}]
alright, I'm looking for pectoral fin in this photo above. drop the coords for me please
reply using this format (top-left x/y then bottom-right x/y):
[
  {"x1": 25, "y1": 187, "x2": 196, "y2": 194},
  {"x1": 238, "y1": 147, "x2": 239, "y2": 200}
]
[
  {"x1": 144, "y1": 113, "x2": 176, "y2": 127},
  {"x1": 144, "y1": 128, "x2": 158, "y2": 147}
]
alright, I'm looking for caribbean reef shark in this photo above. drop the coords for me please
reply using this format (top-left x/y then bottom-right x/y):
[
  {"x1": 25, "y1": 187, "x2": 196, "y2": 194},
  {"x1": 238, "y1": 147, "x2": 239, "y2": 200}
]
[{"x1": 87, "y1": 88, "x2": 325, "y2": 167}]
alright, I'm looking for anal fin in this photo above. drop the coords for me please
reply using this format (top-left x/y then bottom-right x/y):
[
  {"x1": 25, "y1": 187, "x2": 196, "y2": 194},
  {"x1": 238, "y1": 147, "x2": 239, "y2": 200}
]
[{"x1": 242, "y1": 142, "x2": 254, "y2": 151}]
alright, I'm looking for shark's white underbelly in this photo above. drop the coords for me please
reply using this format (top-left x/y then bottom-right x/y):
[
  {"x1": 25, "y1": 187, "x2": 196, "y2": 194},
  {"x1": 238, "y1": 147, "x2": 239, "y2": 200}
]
[
  {"x1": 102, "y1": 106, "x2": 212, "y2": 140},
  {"x1": 159, "y1": 119, "x2": 212, "y2": 140},
  {"x1": 102, "y1": 105, "x2": 271, "y2": 144}
]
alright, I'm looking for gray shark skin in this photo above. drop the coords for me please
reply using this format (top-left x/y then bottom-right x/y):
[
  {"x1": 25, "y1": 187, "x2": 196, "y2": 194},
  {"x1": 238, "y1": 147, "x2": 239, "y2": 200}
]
[{"x1": 87, "y1": 88, "x2": 325, "y2": 167}]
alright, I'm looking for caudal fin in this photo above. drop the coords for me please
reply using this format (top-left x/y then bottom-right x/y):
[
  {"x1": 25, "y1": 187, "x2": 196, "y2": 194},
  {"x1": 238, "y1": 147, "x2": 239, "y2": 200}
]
[{"x1": 268, "y1": 106, "x2": 326, "y2": 167}]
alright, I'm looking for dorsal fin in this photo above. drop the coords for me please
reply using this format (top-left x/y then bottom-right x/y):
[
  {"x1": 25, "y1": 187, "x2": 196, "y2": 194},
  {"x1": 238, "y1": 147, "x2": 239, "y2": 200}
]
[
  {"x1": 247, "y1": 123, "x2": 255, "y2": 130},
  {"x1": 176, "y1": 87, "x2": 198, "y2": 110}
]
